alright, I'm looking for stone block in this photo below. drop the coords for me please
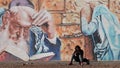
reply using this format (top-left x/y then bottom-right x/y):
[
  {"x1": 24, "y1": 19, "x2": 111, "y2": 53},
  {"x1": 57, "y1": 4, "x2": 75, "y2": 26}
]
[
  {"x1": 61, "y1": 36, "x2": 85, "y2": 61},
  {"x1": 62, "y1": 13, "x2": 80, "y2": 24},
  {"x1": 44, "y1": 0, "x2": 65, "y2": 11},
  {"x1": 0, "y1": 0, "x2": 11, "y2": 8},
  {"x1": 31, "y1": 0, "x2": 39, "y2": 11},
  {"x1": 109, "y1": 0, "x2": 120, "y2": 21}
]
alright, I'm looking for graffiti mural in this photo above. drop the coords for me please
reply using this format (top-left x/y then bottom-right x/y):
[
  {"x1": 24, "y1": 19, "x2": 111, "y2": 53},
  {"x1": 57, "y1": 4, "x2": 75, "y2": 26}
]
[
  {"x1": 0, "y1": 0, "x2": 61, "y2": 61},
  {"x1": 0, "y1": 0, "x2": 119, "y2": 62}
]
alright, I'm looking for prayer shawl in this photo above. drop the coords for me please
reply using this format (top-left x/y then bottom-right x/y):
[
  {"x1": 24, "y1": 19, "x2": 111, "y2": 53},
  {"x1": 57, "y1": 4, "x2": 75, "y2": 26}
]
[
  {"x1": 29, "y1": 26, "x2": 61, "y2": 60},
  {"x1": 81, "y1": 5, "x2": 120, "y2": 60},
  {"x1": 30, "y1": 26, "x2": 49, "y2": 54}
]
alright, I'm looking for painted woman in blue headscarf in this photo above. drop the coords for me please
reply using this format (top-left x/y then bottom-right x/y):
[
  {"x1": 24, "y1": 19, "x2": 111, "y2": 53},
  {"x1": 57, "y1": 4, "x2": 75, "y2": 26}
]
[{"x1": 81, "y1": 3, "x2": 120, "y2": 61}]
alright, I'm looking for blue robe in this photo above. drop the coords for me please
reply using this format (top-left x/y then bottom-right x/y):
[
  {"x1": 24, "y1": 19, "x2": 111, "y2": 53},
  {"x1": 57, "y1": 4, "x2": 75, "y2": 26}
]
[
  {"x1": 29, "y1": 26, "x2": 61, "y2": 60},
  {"x1": 81, "y1": 5, "x2": 120, "y2": 61}
]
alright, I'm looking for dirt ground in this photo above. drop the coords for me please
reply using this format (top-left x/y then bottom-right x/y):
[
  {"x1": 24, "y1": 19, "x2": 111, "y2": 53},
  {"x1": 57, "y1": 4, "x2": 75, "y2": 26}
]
[{"x1": 0, "y1": 61, "x2": 120, "y2": 68}]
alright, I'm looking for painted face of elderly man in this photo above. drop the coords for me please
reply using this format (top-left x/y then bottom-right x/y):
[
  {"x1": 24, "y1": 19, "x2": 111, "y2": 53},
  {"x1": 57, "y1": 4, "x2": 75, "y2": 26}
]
[
  {"x1": 0, "y1": 6, "x2": 35, "y2": 61},
  {"x1": 0, "y1": 4, "x2": 61, "y2": 61}
]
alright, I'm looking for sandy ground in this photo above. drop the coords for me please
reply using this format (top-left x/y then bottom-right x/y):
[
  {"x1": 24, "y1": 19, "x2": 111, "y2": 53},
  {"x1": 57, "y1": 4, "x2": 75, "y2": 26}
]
[{"x1": 0, "y1": 61, "x2": 120, "y2": 68}]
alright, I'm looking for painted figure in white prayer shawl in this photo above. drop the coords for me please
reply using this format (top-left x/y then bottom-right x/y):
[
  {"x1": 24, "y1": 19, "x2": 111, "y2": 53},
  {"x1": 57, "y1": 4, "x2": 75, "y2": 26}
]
[
  {"x1": 7, "y1": 0, "x2": 61, "y2": 61},
  {"x1": 0, "y1": 6, "x2": 35, "y2": 61},
  {"x1": 0, "y1": 0, "x2": 34, "y2": 61},
  {"x1": 29, "y1": 7, "x2": 61, "y2": 61},
  {"x1": 0, "y1": 5, "x2": 60, "y2": 61},
  {"x1": 0, "y1": 6, "x2": 55, "y2": 61},
  {"x1": 81, "y1": 2, "x2": 120, "y2": 61}
]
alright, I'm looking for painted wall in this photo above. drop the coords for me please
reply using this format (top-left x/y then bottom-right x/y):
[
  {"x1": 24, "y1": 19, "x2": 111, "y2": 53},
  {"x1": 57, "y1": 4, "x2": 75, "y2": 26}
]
[{"x1": 0, "y1": 0, "x2": 119, "y2": 61}]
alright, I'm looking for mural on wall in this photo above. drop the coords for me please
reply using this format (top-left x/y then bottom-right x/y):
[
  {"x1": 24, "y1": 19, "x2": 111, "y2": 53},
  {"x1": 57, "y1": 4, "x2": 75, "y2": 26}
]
[
  {"x1": 81, "y1": 3, "x2": 120, "y2": 60},
  {"x1": 0, "y1": 0, "x2": 61, "y2": 61},
  {"x1": 0, "y1": 0, "x2": 119, "y2": 61}
]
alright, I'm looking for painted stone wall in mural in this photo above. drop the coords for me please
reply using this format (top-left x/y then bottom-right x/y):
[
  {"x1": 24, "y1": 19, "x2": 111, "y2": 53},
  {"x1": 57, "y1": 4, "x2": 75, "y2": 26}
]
[{"x1": 0, "y1": 0, "x2": 119, "y2": 62}]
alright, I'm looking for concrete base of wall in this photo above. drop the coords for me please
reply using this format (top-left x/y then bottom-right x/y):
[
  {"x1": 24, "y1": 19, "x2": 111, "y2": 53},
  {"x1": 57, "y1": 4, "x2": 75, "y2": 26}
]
[{"x1": 0, "y1": 61, "x2": 120, "y2": 68}]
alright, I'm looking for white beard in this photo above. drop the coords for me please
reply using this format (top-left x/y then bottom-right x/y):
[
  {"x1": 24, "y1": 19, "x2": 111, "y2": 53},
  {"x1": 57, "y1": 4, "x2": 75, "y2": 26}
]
[{"x1": 0, "y1": 22, "x2": 29, "y2": 61}]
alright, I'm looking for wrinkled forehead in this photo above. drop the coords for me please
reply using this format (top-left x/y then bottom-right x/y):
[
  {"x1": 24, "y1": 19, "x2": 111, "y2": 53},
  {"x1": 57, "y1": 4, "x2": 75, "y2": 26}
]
[
  {"x1": 10, "y1": 6, "x2": 36, "y2": 14},
  {"x1": 9, "y1": 6, "x2": 35, "y2": 27}
]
